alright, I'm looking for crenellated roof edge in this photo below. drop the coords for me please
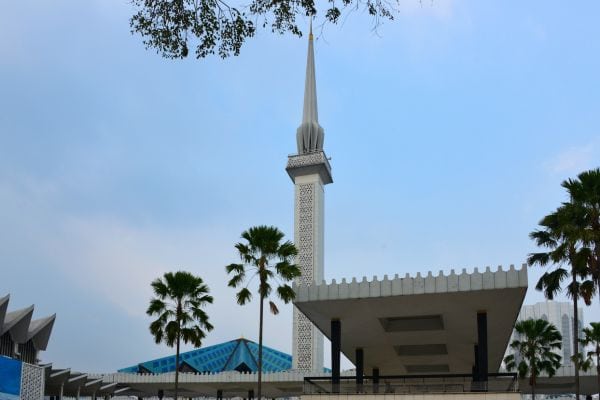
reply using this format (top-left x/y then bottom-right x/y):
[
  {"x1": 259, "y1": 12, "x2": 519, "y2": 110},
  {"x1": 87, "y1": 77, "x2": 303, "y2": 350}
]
[{"x1": 293, "y1": 264, "x2": 528, "y2": 303}]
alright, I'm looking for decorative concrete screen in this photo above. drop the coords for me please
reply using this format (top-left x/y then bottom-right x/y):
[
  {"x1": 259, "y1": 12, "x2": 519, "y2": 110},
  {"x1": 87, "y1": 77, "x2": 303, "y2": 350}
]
[{"x1": 0, "y1": 357, "x2": 44, "y2": 400}]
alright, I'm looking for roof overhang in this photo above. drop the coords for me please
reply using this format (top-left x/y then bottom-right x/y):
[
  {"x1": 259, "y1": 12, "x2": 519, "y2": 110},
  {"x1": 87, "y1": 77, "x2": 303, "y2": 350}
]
[
  {"x1": 293, "y1": 265, "x2": 528, "y2": 375},
  {"x1": 286, "y1": 151, "x2": 333, "y2": 185},
  {"x1": 28, "y1": 314, "x2": 56, "y2": 350},
  {"x1": 0, "y1": 295, "x2": 9, "y2": 327},
  {"x1": 2, "y1": 305, "x2": 34, "y2": 342}
]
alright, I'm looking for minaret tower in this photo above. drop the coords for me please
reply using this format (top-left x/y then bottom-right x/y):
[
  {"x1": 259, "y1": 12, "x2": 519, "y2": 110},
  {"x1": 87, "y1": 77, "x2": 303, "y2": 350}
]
[{"x1": 286, "y1": 23, "x2": 332, "y2": 372}]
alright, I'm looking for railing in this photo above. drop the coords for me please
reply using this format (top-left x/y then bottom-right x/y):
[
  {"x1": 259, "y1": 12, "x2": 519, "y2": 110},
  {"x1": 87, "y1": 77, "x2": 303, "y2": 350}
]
[{"x1": 304, "y1": 373, "x2": 518, "y2": 395}]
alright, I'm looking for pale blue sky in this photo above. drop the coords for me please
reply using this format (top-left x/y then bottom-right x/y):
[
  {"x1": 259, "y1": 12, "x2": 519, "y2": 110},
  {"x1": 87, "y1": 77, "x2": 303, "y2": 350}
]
[{"x1": 1, "y1": 1, "x2": 599, "y2": 372}]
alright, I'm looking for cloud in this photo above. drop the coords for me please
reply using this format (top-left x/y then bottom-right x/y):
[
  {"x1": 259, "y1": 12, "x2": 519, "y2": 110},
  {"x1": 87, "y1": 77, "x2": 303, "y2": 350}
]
[
  {"x1": 0, "y1": 171, "x2": 297, "y2": 363},
  {"x1": 545, "y1": 140, "x2": 599, "y2": 175}
]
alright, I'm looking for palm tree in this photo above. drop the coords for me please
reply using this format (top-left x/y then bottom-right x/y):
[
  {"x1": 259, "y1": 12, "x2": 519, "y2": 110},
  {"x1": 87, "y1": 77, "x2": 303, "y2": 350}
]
[
  {"x1": 147, "y1": 271, "x2": 214, "y2": 400},
  {"x1": 562, "y1": 168, "x2": 600, "y2": 306},
  {"x1": 225, "y1": 225, "x2": 300, "y2": 400},
  {"x1": 504, "y1": 318, "x2": 562, "y2": 399},
  {"x1": 529, "y1": 201, "x2": 594, "y2": 399},
  {"x1": 579, "y1": 322, "x2": 600, "y2": 396}
]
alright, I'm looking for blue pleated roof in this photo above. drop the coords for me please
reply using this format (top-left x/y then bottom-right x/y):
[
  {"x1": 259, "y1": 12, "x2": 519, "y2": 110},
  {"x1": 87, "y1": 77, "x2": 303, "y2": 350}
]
[{"x1": 118, "y1": 338, "x2": 293, "y2": 374}]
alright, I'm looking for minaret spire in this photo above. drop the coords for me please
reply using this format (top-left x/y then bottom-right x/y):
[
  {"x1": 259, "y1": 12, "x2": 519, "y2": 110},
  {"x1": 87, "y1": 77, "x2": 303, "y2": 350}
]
[
  {"x1": 286, "y1": 18, "x2": 331, "y2": 373},
  {"x1": 296, "y1": 19, "x2": 324, "y2": 154}
]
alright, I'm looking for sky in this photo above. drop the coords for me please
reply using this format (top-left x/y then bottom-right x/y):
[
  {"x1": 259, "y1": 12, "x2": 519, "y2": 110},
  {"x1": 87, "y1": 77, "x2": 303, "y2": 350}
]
[{"x1": 1, "y1": 1, "x2": 599, "y2": 373}]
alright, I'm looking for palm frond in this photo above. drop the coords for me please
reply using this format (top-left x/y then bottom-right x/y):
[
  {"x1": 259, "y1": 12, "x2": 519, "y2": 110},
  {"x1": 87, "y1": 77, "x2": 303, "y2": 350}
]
[
  {"x1": 276, "y1": 284, "x2": 296, "y2": 303},
  {"x1": 147, "y1": 270, "x2": 213, "y2": 350},
  {"x1": 535, "y1": 269, "x2": 568, "y2": 299},
  {"x1": 236, "y1": 287, "x2": 252, "y2": 305}
]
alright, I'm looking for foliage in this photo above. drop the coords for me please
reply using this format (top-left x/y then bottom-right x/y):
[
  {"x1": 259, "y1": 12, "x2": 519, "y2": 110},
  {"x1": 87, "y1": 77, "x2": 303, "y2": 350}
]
[
  {"x1": 527, "y1": 168, "x2": 600, "y2": 399},
  {"x1": 579, "y1": 321, "x2": 600, "y2": 400},
  {"x1": 528, "y1": 202, "x2": 593, "y2": 303},
  {"x1": 130, "y1": 0, "x2": 396, "y2": 59},
  {"x1": 563, "y1": 168, "x2": 600, "y2": 303},
  {"x1": 579, "y1": 322, "x2": 600, "y2": 367},
  {"x1": 225, "y1": 225, "x2": 300, "y2": 400},
  {"x1": 504, "y1": 318, "x2": 562, "y2": 398},
  {"x1": 225, "y1": 225, "x2": 300, "y2": 312},
  {"x1": 147, "y1": 271, "x2": 214, "y2": 400}
]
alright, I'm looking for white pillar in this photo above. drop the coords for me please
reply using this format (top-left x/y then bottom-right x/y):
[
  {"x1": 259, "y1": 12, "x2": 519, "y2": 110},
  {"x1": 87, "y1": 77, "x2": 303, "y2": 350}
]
[{"x1": 292, "y1": 173, "x2": 325, "y2": 371}]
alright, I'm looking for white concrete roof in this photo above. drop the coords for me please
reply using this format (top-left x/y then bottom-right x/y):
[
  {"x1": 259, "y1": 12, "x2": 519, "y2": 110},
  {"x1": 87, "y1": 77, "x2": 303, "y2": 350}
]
[
  {"x1": 0, "y1": 294, "x2": 56, "y2": 350},
  {"x1": 2, "y1": 305, "x2": 34, "y2": 342},
  {"x1": 293, "y1": 265, "x2": 528, "y2": 376},
  {"x1": 28, "y1": 314, "x2": 56, "y2": 350},
  {"x1": 45, "y1": 368, "x2": 122, "y2": 397},
  {"x1": 0, "y1": 295, "x2": 8, "y2": 327}
]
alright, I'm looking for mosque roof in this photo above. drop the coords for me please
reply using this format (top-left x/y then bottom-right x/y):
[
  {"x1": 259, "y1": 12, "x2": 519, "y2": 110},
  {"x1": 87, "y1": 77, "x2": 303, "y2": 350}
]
[
  {"x1": 118, "y1": 338, "x2": 292, "y2": 374},
  {"x1": 0, "y1": 294, "x2": 56, "y2": 351}
]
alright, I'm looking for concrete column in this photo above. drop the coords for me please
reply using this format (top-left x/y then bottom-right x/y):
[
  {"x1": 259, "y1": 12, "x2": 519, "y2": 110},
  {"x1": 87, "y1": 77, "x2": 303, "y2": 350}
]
[
  {"x1": 372, "y1": 368, "x2": 380, "y2": 394},
  {"x1": 472, "y1": 344, "x2": 479, "y2": 382},
  {"x1": 76, "y1": 386, "x2": 81, "y2": 400},
  {"x1": 355, "y1": 348, "x2": 364, "y2": 392},
  {"x1": 58, "y1": 384, "x2": 64, "y2": 400},
  {"x1": 331, "y1": 319, "x2": 341, "y2": 393},
  {"x1": 477, "y1": 312, "x2": 488, "y2": 385}
]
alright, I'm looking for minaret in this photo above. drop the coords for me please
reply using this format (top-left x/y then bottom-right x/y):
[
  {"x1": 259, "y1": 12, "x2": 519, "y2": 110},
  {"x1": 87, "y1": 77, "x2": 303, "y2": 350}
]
[{"x1": 286, "y1": 23, "x2": 332, "y2": 372}]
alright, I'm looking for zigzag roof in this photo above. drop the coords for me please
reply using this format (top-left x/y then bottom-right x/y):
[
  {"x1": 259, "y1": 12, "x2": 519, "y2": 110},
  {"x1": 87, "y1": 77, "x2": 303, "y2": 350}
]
[
  {"x1": 28, "y1": 314, "x2": 56, "y2": 350},
  {"x1": 0, "y1": 295, "x2": 8, "y2": 329},
  {"x1": 119, "y1": 338, "x2": 292, "y2": 374},
  {"x1": 0, "y1": 294, "x2": 56, "y2": 350},
  {"x1": 2, "y1": 305, "x2": 34, "y2": 342}
]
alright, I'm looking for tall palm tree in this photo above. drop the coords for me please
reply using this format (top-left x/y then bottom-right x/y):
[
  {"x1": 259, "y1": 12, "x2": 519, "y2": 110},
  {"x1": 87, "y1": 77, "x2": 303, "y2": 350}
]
[
  {"x1": 504, "y1": 318, "x2": 562, "y2": 400},
  {"x1": 529, "y1": 201, "x2": 594, "y2": 399},
  {"x1": 226, "y1": 226, "x2": 300, "y2": 400},
  {"x1": 579, "y1": 322, "x2": 600, "y2": 396},
  {"x1": 147, "y1": 271, "x2": 214, "y2": 400},
  {"x1": 562, "y1": 168, "x2": 600, "y2": 306}
]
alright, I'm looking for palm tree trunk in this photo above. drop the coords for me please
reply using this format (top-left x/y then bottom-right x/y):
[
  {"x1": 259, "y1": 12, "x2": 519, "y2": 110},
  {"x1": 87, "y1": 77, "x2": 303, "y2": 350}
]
[
  {"x1": 573, "y1": 274, "x2": 580, "y2": 400},
  {"x1": 175, "y1": 325, "x2": 181, "y2": 400},
  {"x1": 530, "y1": 366, "x2": 536, "y2": 400},
  {"x1": 596, "y1": 348, "x2": 600, "y2": 397},
  {"x1": 258, "y1": 295, "x2": 264, "y2": 400}
]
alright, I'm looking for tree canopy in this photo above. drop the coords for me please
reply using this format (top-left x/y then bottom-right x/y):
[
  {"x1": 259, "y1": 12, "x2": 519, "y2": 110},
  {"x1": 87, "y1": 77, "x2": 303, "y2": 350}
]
[
  {"x1": 147, "y1": 271, "x2": 214, "y2": 400},
  {"x1": 527, "y1": 168, "x2": 600, "y2": 399},
  {"x1": 225, "y1": 225, "x2": 300, "y2": 400},
  {"x1": 504, "y1": 318, "x2": 562, "y2": 400},
  {"x1": 130, "y1": 0, "x2": 396, "y2": 58}
]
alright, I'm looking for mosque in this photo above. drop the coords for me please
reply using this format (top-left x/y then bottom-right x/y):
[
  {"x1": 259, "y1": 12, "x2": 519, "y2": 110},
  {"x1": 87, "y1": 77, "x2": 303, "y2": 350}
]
[{"x1": 2, "y1": 23, "x2": 598, "y2": 400}]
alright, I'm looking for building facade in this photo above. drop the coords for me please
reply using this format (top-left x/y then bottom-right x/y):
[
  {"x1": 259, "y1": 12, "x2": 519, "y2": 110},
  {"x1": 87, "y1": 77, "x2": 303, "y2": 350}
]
[{"x1": 507, "y1": 301, "x2": 584, "y2": 368}]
